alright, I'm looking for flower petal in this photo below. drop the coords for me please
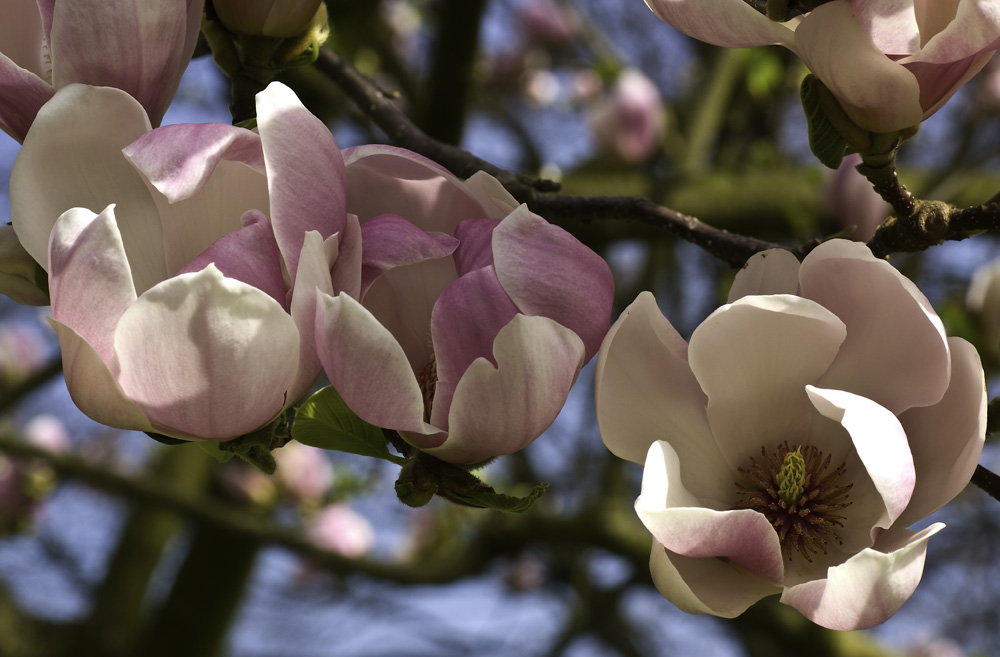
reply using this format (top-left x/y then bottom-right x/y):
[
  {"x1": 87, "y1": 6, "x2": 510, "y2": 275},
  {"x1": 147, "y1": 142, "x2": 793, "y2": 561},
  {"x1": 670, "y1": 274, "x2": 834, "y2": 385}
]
[
  {"x1": 343, "y1": 144, "x2": 490, "y2": 233},
  {"x1": 0, "y1": 54, "x2": 53, "y2": 142},
  {"x1": 801, "y1": 239, "x2": 950, "y2": 414},
  {"x1": 287, "y1": 230, "x2": 335, "y2": 403},
  {"x1": 905, "y1": 0, "x2": 1000, "y2": 64},
  {"x1": 48, "y1": 206, "x2": 137, "y2": 363},
  {"x1": 688, "y1": 295, "x2": 846, "y2": 472},
  {"x1": 727, "y1": 248, "x2": 801, "y2": 303},
  {"x1": 10, "y1": 84, "x2": 166, "y2": 293},
  {"x1": 113, "y1": 265, "x2": 300, "y2": 440},
  {"x1": 330, "y1": 212, "x2": 362, "y2": 300},
  {"x1": 896, "y1": 337, "x2": 986, "y2": 527},
  {"x1": 806, "y1": 386, "x2": 915, "y2": 539},
  {"x1": 257, "y1": 82, "x2": 346, "y2": 278},
  {"x1": 429, "y1": 314, "x2": 585, "y2": 464},
  {"x1": 123, "y1": 122, "x2": 265, "y2": 203},
  {"x1": 594, "y1": 292, "x2": 729, "y2": 502},
  {"x1": 429, "y1": 265, "x2": 520, "y2": 430},
  {"x1": 177, "y1": 210, "x2": 287, "y2": 310},
  {"x1": 649, "y1": 545, "x2": 782, "y2": 618},
  {"x1": 48, "y1": 319, "x2": 154, "y2": 432},
  {"x1": 461, "y1": 170, "x2": 520, "y2": 219},
  {"x1": 315, "y1": 292, "x2": 440, "y2": 442},
  {"x1": 794, "y1": 2, "x2": 924, "y2": 132},
  {"x1": 359, "y1": 214, "x2": 458, "y2": 297},
  {"x1": 642, "y1": 0, "x2": 795, "y2": 48},
  {"x1": 780, "y1": 523, "x2": 944, "y2": 630},
  {"x1": 48, "y1": 0, "x2": 202, "y2": 127},
  {"x1": 453, "y1": 218, "x2": 501, "y2": 275},
  {"x1": 492, "y1": 205, "x2": 614, "y2": 362},
  {"x1": 637, "y1": 441, "x2": 785, "y2": 582}
]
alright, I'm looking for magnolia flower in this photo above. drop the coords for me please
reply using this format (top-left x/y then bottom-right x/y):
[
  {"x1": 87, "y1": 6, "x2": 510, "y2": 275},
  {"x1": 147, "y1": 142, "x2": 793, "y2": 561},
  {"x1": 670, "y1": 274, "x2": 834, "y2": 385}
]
[
  {"x1": 10, "y1": 82, "x2": 359, "y2": 441},
  {"x1": 0, "y1": 0, "x2": 203, "y2": 142},
  {"x1": 823, "y1": 153, "x2": 890, "y2": 242},
  {"x1": 317, "y1": 146, "x2": 614, "y2": 464},
  {"x1": 274, "y1": 441, "x2": 333, "y2": 503},
  {"x1": 307, "y1": 503, "x2": 375, "y2": 558},
  {"x1": 596, "y1": 240, "x2": 986, "y2": 630},
  {"x1": 590, "y1": 69, "x2": 666, "y2": 163},
  {"x1": 643, "y1": 0, "x2": 1000, "y2": 132},
  {"x1": 213, "y1": 0, "x2": 324, "y2": 38}
]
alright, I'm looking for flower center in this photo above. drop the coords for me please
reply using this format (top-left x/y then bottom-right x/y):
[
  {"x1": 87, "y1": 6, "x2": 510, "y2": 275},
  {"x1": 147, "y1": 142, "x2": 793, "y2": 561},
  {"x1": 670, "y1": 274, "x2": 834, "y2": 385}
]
[
  {"x1": 734, "y1": 442, "x2": 852, "y2": 562},
  {"x1": 416, "y1": 353, "x2": 437, "y2": 424}
]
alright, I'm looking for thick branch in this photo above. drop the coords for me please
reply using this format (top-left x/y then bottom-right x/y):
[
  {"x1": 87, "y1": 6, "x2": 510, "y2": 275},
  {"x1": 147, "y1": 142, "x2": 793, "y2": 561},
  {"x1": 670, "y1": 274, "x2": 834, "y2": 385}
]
[{"x1": 971, "y1": 464, "x2": 1000, "y2": 504}]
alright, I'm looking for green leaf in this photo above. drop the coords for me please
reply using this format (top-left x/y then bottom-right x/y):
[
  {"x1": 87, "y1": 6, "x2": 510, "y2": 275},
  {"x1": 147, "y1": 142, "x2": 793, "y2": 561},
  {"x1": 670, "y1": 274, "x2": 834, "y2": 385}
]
[
  {"x1": 442, "y1": 482, "x2": 549, "y2": 513},
  {"x1": 196, "y1": 441, "x2": 235, "y2": 464},
  {"x1": 292, "y1": 386, "x2": 406, "y2": 465},
  {"x1": 800, "y1": 74, "x2": 848, "y2": 169},
  {"x1": 394, "y1": 453, "x2": 548, "y2": 513}
]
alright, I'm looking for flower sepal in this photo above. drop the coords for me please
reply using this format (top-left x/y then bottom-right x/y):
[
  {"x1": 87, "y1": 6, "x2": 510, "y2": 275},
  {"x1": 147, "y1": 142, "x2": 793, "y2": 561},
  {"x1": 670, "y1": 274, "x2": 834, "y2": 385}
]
[{"x1": 394, "y1": 452, "x2": 548, "y2": 513}]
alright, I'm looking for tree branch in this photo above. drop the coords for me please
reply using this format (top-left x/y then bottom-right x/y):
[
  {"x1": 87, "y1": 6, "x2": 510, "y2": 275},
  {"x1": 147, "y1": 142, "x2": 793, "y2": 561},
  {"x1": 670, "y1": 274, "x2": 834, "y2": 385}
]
[{"x1": 314, "y1": 46, "x2": 784, "y2": 267}]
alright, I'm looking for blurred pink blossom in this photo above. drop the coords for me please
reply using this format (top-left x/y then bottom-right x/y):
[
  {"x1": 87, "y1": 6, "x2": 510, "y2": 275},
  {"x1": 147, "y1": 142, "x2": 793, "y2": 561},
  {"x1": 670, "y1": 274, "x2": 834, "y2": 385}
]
[
  {"x1": 590, "y1": 69, "x2": 666, "y2": 163},
  {"x1": 307, "y1": 504, "x2": 375, "y2": 558}
]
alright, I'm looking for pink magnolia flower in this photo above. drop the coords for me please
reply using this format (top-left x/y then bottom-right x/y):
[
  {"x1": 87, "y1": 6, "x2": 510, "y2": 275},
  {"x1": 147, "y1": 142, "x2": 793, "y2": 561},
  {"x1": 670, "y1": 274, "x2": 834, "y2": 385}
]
[
  {"x1": 307, "y1": 503, "x2": 374, "y2": 558},
  {"x1": 316, "y1": 146, "x2": 614, "y2": 464},
  {"x1": 590, "y1": 68, "x2": 666, "y2": 163},
  {"x1": 643, "y1": 0, "x2": 1000, "y2": 132},
  {"x1": 213, "y1": 0, "x2": 324, "y2": 38},
  {"x1": 10, "y1": 82, "x2": 359, "y2": 441},
  {"x1": 596, "y1": 240, "x2": 986, "y2": 630},
  {"x1": 0, "y1": 0, "x2": 203, "y2": 142},
  {"x1": 274, "y1": 441, "x2": 333, "y2": 503},
  {"x1": 824, "y1": 153, "x2": 890, "y2": 242}
]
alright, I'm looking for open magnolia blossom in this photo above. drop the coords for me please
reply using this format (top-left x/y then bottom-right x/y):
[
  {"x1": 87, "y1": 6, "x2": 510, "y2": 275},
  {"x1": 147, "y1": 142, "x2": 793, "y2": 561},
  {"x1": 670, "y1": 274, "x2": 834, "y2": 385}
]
[
  {"x1": 0, "y1": 0, "x2": 203, "y2": 142},
  {"x1": 643, "y1": 0, "x2": 1000, "y2": 133},
  {"x1": 10, "y1": 82, "x2": 359, "y2": 441},
  {"x1": 316, "y1": 146, "x2": 614, "y2": 464},
  {"x1": 596, "y1": 240, "x2": 986, "y2": 630}
]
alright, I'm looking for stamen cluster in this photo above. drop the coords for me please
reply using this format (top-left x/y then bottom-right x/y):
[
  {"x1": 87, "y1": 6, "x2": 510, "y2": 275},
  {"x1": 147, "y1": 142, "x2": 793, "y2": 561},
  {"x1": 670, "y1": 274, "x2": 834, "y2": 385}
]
[{"x1": 735, "y1": 442, "x2": 853, "y2": 561}]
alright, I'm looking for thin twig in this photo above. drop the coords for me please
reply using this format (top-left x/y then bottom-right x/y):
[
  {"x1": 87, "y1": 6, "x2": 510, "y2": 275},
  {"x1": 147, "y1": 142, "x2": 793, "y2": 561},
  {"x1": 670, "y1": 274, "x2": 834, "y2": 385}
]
[{"x1": 971, "y1": 464, "x2": 1000, "y2": 504}]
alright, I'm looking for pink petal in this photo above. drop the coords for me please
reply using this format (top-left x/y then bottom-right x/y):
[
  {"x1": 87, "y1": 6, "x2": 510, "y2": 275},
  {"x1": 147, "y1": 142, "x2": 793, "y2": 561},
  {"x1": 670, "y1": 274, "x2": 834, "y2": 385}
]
[
  {"x1": 429, "y1": 314, "x2": 585, "y2": 464},
  {"x1": 906, "y1": 53, "x2": 994, "y2": 117},
  {"x1": 177, "y1": 210, "x2": 287, "y2": 309},
  {"x1": 727, "y1": 248, "x2": 801, "y2": 303},
  {"x1": 286, "y1": 230, "x2": 335, "y2": 403},
  {"x1": 688, "y1": 295, "x2": 846, "y2": 472},
  {"x1": 637, "y1": 441, "x2": 785, "y2": 582},
  {"x1": 48, "y1": 0, "x2": 203, "y2": 127},
  {"x1": 642, "y1": 0, "x2": 795, "y2": 48},
  {"x1": 330, "y1": 213, "x2": 362, "y2": 300},
  {"x1": 801, "y1": 239, "x2": 951, "y2": 414},
  {"x1": 429, "y1": 265, "x2": 521, "y2": 429},
  {"x1": 257, "y1": 82, "x2": 346, "y2": 278},
  {"x1": 48, "y1": 319, "x2": 154, "y2": 433},
  {"x1": 343, "y1": 144, "x2": 490, "y2": 234},
  {"x1": 48, "y1": 206, "x2": 137, "y2": 363},
  {"x1": 843, "y1": 0, "x2": 921, "y2": 56},
  {"x1": 904, "y1": 0, "x2": 1000, "y2": 64},
  {"x1": 362, "y1": 252, "x2": 458, "y2": 374},
  {"x1": 0, "y1": 55, "x2": 53, "y2": 142},
  {"x1": 359, "y1": 214, "x2": 459, "y2": 297},
  {"x1": 315, "y1": 292, "x2": 441, "y2": 442},
  {"x1": 492, "y1": 205, "x2": 614, "y2": 362},
  {"x1": 453, "y1": 218, "x2": 501, "y2": 275},
  {"x1": 649, "y1": 545, "x2": 782, "y2": 618},
  {"x1": 10, "y1": 84, "x2": 166, "y2": 293},
  {"x1": 461, "y1": 171, "x2": 521, "y2": 219},
  {"x1": 123, "y1": 122, "x2": 265, "y2": 203},
  {"x1": 896, "y1": 337, "x2": 986, "y2": 527},
  {"x1": 794, "y1": 3, "x2": 924, "y2": 132},
  {"x1": 806, "y1": 386, "x2": 915, "y2": 541},
  {"x1": 594, "y1": 292, "x2": 730, "y2": 501},
  {"x1": 113, "y1": 265, "x2": 300, "y2": 440},
  {"x1": 780, "y1": 523, "x2": 944, "y2": 630},
  {"x1": 0, "y1": 0, "x2": 46, "y2": 78}
]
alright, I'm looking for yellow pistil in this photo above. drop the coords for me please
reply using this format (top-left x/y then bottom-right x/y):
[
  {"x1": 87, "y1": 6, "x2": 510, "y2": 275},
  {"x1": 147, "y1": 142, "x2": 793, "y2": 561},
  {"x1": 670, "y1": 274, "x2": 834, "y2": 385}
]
[{"x1": 734, "y1": 442, "x2": 853, "y2": 562}]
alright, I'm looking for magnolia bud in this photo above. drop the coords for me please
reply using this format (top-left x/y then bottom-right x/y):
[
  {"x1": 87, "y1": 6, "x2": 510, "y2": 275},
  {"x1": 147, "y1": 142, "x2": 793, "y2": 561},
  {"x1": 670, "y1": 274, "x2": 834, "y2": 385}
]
[{"x1": 213, "y1": 0, "x2": 324, "y2": 38}]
